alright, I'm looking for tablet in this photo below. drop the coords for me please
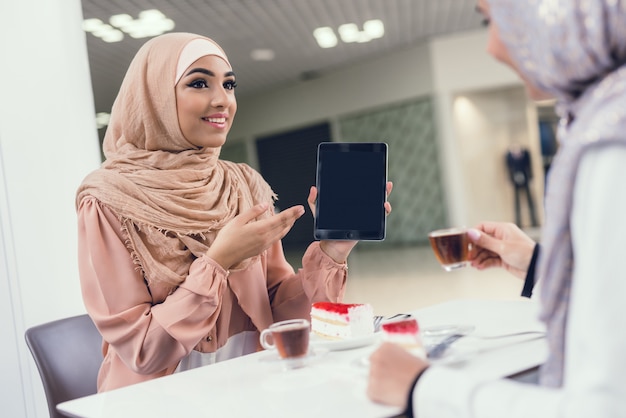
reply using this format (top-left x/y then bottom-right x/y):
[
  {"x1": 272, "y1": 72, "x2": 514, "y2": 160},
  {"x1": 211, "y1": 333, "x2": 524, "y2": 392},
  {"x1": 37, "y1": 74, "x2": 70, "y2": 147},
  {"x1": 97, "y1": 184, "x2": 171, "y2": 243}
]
[{"x1": 314, "y1": 142, "x2": 388, "y2": 241}]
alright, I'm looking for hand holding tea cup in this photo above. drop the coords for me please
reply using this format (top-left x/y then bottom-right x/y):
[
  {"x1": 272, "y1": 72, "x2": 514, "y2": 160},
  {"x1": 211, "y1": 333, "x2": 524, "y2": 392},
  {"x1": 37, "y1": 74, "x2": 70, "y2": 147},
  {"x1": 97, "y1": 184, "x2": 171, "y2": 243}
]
[{"x1": 467, "y1": 221, "x2": 537, "y2": 280}]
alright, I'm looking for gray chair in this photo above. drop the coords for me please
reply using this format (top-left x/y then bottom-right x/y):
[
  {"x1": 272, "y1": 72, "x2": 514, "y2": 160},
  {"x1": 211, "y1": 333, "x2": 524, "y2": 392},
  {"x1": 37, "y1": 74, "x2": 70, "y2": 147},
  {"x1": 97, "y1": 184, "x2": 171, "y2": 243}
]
[{"x1": 25, "y1": 314, "x2": 103, "y2": 418}]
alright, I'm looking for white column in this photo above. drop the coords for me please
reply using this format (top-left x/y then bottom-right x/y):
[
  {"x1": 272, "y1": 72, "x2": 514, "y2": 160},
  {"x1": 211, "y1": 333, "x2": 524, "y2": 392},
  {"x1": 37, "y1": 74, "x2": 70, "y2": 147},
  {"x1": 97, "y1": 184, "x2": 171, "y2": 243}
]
[
  {"x1": 0, "y1": 0, "x2": 101, "y2": 416},
  {"x1": 429, "y1": 30, "x2": 524, "y2": 227}
]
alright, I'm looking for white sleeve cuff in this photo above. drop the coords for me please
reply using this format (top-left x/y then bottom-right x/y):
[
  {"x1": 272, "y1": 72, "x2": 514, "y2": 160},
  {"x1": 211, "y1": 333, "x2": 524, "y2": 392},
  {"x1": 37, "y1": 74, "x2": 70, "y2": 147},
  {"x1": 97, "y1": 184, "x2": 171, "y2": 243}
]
[{"x1": 415, "y1": 367, "x2": 480, "y2": 418}]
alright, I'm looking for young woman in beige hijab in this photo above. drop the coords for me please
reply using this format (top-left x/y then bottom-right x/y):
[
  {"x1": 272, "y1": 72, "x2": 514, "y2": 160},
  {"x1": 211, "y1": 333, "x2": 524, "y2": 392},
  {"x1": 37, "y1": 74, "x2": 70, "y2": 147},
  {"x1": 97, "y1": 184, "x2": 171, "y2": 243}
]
[{"x1": 76, "y1": 32, "x2": 391, "y2": 392}]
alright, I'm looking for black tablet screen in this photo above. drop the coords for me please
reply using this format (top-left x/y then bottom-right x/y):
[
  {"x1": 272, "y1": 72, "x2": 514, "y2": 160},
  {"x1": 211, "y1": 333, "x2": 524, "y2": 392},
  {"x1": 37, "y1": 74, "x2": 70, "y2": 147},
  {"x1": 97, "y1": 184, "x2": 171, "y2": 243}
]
[{"x1": 314, "y1": 142, "x2": 387, "y2": 240}]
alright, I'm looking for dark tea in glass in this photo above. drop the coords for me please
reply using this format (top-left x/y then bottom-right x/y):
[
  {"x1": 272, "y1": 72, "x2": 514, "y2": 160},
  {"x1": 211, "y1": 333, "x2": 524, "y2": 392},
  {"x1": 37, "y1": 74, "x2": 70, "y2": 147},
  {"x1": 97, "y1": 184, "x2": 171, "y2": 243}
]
[
  {"x1": 260, "y1": 319, "x2": 310, "y2": 369},
  {"x1": 428, "y1": 227, "x2": 472, "y2": 271}
]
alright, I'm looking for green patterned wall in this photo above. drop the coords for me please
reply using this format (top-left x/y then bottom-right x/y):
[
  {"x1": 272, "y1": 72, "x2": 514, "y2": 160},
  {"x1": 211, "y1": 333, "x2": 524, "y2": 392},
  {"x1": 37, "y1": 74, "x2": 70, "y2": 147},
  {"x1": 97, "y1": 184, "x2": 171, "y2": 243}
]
[
  {"x1": 338, "y1": 98, "x2": 447, "y2": 246},
  {"x1": 220, "y1": 140, "x2": 249, "y2": 163}
]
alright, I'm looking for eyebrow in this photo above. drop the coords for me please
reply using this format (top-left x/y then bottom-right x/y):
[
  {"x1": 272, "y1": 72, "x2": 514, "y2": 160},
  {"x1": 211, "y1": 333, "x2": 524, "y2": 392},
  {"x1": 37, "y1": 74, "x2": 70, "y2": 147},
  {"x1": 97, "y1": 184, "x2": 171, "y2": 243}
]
[{"x1": 184, "y1": 68, "x2": 236, "y2": 78}]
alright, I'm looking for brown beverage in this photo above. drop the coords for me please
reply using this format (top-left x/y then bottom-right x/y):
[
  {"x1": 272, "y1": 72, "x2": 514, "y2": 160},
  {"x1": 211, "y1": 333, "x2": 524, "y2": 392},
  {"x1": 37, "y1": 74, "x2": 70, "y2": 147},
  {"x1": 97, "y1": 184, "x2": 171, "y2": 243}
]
[
  {"x1": 428, "y1": 228, "x2": 471, "y2": 271},
  {"x1": 272, "y1": 324, "x2": 309, "y2": 358},
  {"x1": 260, "y1": 319, "x2": 310, "y2": 361}
]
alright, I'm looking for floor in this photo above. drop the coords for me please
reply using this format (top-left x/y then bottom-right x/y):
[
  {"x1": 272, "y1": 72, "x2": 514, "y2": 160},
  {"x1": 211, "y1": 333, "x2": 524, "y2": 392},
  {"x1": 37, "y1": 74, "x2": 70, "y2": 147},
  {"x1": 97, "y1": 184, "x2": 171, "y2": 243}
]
[
  {"x1": 340, "y1": 244, "x2": 525, "y2": 317},
  {"x1": 287, "y1": 236, "x2": 538, "y2": 318}
]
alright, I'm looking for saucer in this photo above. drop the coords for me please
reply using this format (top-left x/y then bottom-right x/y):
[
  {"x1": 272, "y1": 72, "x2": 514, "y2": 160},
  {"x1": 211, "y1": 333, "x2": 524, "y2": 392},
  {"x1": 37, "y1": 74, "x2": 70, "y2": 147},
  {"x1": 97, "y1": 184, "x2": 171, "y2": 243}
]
[
  {"x1": 258, "y1": 347, "x2": 329, "y2": 368},
  {"x1": 309, "y1": 332, "x2": 382, "y2": 351}
]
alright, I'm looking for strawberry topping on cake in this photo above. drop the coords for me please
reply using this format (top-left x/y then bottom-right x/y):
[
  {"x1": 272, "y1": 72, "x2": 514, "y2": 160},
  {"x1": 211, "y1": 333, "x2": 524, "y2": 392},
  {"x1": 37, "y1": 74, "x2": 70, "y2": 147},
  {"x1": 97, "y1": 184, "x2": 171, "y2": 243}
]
[
  {"x1": 310, "y1": 302, "x2": 374, "y2": 340},
  {"x1": 381, "y1": 317, "x2": 425, "y2": 357}
]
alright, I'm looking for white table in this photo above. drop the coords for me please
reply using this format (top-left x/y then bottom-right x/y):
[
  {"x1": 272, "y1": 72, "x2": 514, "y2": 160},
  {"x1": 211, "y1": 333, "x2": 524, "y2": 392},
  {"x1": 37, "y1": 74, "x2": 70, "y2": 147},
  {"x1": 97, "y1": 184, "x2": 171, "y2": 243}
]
[{"x1": 58, "y1": 299, "x2": 547, "y2": 418}]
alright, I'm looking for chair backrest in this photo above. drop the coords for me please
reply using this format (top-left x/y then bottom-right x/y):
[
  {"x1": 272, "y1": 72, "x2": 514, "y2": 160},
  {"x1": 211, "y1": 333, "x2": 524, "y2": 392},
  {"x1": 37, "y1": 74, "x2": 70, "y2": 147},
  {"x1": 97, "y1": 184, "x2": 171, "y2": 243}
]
[{"x1": 25, "y1": 314, "x2": 103, "y2": 418}]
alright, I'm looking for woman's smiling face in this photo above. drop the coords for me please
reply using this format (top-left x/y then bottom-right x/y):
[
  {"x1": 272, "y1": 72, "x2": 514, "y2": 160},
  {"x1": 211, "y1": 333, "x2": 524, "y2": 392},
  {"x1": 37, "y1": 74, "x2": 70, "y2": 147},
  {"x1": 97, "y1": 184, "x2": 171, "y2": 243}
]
[{"x1": 175, "y1": 55, "x2": 237, "y2": 149}]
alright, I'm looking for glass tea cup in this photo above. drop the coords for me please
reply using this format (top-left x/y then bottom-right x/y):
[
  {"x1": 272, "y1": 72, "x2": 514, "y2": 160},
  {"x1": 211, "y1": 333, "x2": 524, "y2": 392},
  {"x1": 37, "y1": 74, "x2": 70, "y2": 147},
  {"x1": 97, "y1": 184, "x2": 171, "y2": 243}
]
[
  {"x1": 260, "y1": 319, "x2": 310, "y2": 369},
  {"x1": 428, "y1": 227, "x2": 473, "y2": 271}
]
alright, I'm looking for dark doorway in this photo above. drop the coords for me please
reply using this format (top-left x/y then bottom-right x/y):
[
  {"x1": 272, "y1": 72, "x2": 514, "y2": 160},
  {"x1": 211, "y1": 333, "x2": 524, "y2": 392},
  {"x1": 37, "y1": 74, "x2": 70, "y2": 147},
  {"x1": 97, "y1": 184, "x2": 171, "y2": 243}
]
[{"x1": 256, "y1": 123, "x2": 331, "y2": 251}]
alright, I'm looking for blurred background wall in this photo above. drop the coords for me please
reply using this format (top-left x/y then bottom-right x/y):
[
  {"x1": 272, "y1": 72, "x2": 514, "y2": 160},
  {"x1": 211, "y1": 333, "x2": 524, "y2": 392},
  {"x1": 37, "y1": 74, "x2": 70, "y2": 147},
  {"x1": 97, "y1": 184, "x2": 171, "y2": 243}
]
[
  {"x1": 0, "y1": 1, "x2": 101, "y2": 417},
  {"x1": 1, "y1": 3, "x2": 554, "y2": 416},
  {"x1": 223, "y1": 29, "x2": 546, "y2": 253}
]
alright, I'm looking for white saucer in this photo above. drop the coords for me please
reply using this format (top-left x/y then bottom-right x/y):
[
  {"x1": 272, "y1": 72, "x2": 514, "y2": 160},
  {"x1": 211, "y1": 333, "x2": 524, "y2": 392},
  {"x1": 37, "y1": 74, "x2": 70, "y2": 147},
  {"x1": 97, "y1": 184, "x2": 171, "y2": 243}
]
[
  {"x1": 258, "y1": 347, "x2": 329, "y2": 368},
  {"x1": 309, "y1": 332, "x2": 382, "y2": 351}
]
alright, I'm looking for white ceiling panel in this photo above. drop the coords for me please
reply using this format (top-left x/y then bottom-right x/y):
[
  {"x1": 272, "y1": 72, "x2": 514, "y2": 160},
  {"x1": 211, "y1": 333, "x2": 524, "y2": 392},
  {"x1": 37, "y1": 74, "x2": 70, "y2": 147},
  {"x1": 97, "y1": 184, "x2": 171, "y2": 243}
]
[{"x1": 81, "y1": 0, "x2": 482, "y2": 114}]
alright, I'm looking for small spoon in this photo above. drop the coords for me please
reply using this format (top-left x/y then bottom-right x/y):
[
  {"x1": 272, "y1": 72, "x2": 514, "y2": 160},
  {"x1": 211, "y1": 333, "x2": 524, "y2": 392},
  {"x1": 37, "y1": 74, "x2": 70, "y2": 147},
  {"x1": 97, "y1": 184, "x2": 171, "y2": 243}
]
[{"x1": 426, "y1": 333, "x2": 465, "y2": 359}]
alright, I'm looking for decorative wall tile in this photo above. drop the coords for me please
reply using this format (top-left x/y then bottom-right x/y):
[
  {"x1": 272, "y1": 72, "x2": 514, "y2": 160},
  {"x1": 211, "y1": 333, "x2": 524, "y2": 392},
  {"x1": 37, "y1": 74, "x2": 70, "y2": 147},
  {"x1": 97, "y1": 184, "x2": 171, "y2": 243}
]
[
  {"x1": 220, "y1": 141, "x2": 249, "y2": 164},
  {"x1": 338, "y1": 98, "x2": 447, "y2": 246}
]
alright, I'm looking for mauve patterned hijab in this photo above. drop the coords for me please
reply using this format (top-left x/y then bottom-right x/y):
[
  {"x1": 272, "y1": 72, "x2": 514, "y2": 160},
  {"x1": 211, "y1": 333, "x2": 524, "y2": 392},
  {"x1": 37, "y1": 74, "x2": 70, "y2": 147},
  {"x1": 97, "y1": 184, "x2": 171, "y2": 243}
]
[
  {"x1": 490, "y1": 0, "x2": 626, "y2": 386},
  {"x1": 77, "y1": 33, "x2": 275, "y2": 287}
]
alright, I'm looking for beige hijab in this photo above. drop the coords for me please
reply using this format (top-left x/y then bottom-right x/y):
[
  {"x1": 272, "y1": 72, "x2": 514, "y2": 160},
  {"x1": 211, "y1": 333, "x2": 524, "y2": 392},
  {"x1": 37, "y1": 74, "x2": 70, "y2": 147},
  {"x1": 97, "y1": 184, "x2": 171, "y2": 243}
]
[{"x1": 76, "y1": 32, "x2": 275, "y2": 287}]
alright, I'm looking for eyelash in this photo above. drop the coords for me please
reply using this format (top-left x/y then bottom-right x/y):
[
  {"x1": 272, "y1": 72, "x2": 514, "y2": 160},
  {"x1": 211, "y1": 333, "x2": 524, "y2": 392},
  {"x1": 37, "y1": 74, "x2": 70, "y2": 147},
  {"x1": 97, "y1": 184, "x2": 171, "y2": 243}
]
[{"x1": 187, "y1": 79, "x2": 238, "y2": 90}]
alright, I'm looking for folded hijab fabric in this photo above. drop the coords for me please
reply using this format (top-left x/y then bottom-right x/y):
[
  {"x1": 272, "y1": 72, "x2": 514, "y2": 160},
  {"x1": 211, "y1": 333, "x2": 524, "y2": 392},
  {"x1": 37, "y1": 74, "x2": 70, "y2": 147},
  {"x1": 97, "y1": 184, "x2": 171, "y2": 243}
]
[
  {"x1": 490, "y1": 0, "x2": 626, "y2": 386},
  {"x1": 76, "y1": 32, "x2": 275, "y2": 288}
]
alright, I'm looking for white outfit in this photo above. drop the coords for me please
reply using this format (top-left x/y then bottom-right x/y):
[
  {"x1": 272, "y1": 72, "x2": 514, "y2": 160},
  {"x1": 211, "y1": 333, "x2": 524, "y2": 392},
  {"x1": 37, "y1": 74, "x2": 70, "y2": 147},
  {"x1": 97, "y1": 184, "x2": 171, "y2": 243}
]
[
  {"x1": 175, "y1": 331, "x2": 259, "y2": 372},
  {"x1": 414, "y1": 146, "x2": 626, "y2": 417}
]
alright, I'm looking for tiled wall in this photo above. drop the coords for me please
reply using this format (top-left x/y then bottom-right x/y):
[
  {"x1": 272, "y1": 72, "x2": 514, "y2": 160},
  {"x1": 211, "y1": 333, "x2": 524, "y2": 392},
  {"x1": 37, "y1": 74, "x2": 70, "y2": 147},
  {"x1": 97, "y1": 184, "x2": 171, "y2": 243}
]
[
  {"x1": 220, "y1": 140, "x2": 248, "y2": 164},
  {"x1": 338, "y1": 98, "x2": 447, "y2": 246}
]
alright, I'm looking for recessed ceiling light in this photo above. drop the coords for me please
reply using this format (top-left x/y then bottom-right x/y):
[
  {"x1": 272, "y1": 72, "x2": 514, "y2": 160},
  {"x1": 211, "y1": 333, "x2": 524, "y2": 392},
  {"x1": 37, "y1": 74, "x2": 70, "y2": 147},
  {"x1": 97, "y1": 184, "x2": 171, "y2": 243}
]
[
  {"x1": 363, "y1": 19, "x2": 385, "y2": 39},
  {"x1": 100, "y1": 30, "x2": 124, "y2": 43},
  {"x1": 314, "y1": 19, "x2": 384, "y2": 48},
  {"x1": 109, "y1": 14, "x2": 133, "y2": 29},
  {"x1": 83, "y1": 9, "x2": 175, "y2": 43},
  {"x1": 338, "y1": 23, "x2": 361, "y2": 43},
  {"x1": 339, "y1": 19, "x2": 384, "y2": 43},
  {"x1": 82, "y1": 18, "x2": 104, "y2": 32},
  {"x1": 82, "y1": 18, "x2": 124, "y2": 43},
  {"x1": 313, "y1": 27, "x2": 338, "y2": 48},
  {"x1": 110, "y1": 9, "x2": 175, "y2": 39},
  {"x1": 95, "y1": 112, "x2": 111, "y2": 129},
  {"x1": 251, "y1": 49, "x2": 275, "y2": 61}
]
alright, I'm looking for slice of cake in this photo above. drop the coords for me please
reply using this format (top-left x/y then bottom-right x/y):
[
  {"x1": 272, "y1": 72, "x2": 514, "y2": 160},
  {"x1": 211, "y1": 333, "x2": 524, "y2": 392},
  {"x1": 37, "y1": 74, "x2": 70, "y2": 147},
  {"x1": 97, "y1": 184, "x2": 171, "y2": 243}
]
[
  {"x1": 310, "y1": 302, "x2": 374, "y2": 340},
  {"x1": 381, "y1": 317, "x2": 426, "y2": 358}
]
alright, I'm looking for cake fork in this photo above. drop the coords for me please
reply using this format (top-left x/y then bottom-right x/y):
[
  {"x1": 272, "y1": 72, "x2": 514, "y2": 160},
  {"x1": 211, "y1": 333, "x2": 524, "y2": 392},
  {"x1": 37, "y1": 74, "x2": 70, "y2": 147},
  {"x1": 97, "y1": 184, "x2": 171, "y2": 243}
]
[
  {"x1": 373, "y1": 313, "x2": 412, "y2": 332},
  {"x1": 426, "y1": 333, "x2": 465, "y2": 359},
  {"x1": 426, "y1": 329, "x2": 546, "y2": 359}
]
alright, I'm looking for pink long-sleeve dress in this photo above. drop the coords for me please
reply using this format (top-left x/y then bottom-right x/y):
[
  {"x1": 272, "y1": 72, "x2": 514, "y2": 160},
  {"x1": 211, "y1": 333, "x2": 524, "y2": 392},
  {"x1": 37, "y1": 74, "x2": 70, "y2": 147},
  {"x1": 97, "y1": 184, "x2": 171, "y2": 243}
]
[{"x1": 77, "y1": 196, "x2": 348, "y2": 392}]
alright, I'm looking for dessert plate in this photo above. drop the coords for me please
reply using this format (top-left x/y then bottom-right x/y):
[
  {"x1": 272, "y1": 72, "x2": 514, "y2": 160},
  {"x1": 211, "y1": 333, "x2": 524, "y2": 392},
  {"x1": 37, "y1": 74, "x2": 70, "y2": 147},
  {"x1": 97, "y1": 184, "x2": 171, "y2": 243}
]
[
  {"x1": 309, "y1": 332, "x2": 382, "y2": 351},
  {"x1": 422, "y1": 324, "x2": 476, "y2": 339}
]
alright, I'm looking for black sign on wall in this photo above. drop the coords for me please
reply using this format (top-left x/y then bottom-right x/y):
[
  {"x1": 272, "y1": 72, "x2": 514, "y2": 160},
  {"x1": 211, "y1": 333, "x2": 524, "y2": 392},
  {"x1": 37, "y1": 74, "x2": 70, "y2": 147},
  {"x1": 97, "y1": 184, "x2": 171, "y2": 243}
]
[{"x1": 256, "y1": 123, "x2": 331, "y2": 251}]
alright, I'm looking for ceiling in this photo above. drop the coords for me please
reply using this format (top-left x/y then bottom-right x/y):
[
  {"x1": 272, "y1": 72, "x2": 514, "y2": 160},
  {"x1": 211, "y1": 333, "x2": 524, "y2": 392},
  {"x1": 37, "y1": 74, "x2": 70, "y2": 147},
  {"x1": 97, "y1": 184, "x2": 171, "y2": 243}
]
[{"x1": 81, "y1": 0, "x2": 483, "y2": 117}]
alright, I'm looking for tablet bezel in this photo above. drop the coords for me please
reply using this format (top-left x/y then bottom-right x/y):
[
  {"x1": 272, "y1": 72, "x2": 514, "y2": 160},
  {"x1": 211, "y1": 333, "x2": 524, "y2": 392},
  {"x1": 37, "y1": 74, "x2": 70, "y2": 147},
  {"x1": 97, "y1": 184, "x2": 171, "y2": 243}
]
[{"x1": 313, "y1": 142, "x2": 388, "y2": 241}]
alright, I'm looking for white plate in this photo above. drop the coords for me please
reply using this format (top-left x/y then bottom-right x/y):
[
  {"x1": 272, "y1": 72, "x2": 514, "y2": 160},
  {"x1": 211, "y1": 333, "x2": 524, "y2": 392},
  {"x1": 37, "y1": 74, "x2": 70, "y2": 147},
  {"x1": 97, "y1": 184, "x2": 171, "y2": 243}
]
[
  {"x1": 309, "y1": 332, "x2": 382, "y2": 351},
  {"x1": 422, "y1": 324, "x2": 475, "y2": 339}
]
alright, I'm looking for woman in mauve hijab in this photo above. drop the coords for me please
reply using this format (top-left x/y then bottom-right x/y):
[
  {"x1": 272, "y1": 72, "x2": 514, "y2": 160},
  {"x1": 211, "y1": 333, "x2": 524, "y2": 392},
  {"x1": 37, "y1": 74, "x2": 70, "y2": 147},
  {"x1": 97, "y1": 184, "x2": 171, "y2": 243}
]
[
  {"x1": 368, "y1": 0, "x2": 626, "y2": 416},
  {"x1": 76, "y1": 32, "x2": 392, "y2": 392}
]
